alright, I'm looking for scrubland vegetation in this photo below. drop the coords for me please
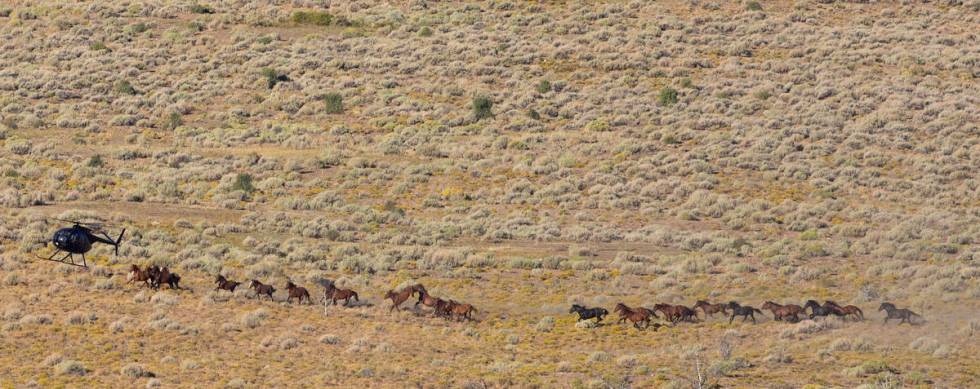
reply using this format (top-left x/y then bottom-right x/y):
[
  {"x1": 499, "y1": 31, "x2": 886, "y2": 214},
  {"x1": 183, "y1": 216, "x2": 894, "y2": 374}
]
[{"x1": 0, "y1": 0, "x2": 978, "y2": 387}]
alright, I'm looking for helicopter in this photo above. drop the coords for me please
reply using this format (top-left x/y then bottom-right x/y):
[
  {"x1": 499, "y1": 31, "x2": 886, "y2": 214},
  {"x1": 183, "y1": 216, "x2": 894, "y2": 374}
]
[{"x1": 36, "y1": 219, "x2": 125, "y2": 268}]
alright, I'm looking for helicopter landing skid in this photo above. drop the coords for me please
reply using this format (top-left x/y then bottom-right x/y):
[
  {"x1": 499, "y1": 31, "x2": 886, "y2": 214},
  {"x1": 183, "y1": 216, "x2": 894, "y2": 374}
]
[{"x1": 34, "y1": 250, "x2": 88, "y2": 268}]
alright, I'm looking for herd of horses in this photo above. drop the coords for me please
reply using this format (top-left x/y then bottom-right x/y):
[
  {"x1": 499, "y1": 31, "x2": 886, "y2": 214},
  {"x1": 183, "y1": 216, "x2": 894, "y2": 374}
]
[
  {"x1": 125, "y1": 264, "x2": 181, "y2": 290},
  {"x1": 570, "y1": 299, "x2": 922, "y2": 330},
  {"x1": 125, "y1": 265, "x2": 922, "y2": 328},
  {"x1": 125, "y1": 265, "x2": 476, "y2": 321}
]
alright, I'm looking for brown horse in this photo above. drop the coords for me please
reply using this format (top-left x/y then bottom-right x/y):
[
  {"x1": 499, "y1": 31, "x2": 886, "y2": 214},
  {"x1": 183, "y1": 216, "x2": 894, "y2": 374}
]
[
  {"x1": 248, "y1": 279, "x2": 276, "y2": 300},
  {"x1": 322, "y1": 282, "x2": 359, "y2": 307},
  {"x1": 614, "y1": 303, "x2": 657, "y2": 329},
  {"x1": 444, "y1": 300, "x2": 477, "y2": 321},
  {"x1": 150, "y1": 266, "x2": 180, "y2": 290},
  {"x1": 824, "y1": 301, "x2": 864, "y2": 321},
  {"x1": 654, "y1": 303, "x2": 698, "y2": 323},
  {"x1": 417, "y1": 290, "x2": 447, "y2": 317},
  {"x1": 285, "y1": 281, "x2": 312, "y2": 304},
  {"x1": 761, "y1": 301, "x2": 805, "y2": 322},
  {"x1": 384, "y1": 284, "x2": 425, "y2": 313},
  {"x1": 126, "y1": 264, "x2": 152, "y2": 288},
  {"x1": 693, "y1": 300, "x2": 728, "y2": 319},
  {"x1": 214, "y1": 275, "x2": 241, "y2": 292}
]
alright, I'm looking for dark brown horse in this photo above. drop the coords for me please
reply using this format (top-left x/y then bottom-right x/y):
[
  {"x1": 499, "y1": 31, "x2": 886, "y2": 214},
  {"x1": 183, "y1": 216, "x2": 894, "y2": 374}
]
[
  {"x1": 824, "y1": 301, "x2": 864, "y2": 321},
  {"x1": 761, "y1": 301, "x2": 804, "y2": 322},
  {"x1": 654, "y1": 303, "x2": 698, "y2": 323},
  {"x1": 726, "y1": 302, "x2": 762, "y2": 324},
  {"x1": 693, "y1": 300, "x2": 728, "y2": 319},
  {"x1": 285, "y1": 281, "x2": 312, "y2": 304},
  {"x1": 614, "y1": 303, "x2": 657, "y2": 329},
  {"x1": 126, "y1": 264, "x2": 151, "y2": 288},
  {"x1": 149, "y1": 266, "x2": 180, "y2": 290},
  {"x1": 444, "y1": 300, "x2": 477, "y2": 321},
  {"x1": 322, "y1": 282, "x2": 359, "y2": 307},
  {"x1": 214, "y1": 275, "x2": 241, "y2": 292},
  {"x1": 417, "y1": 290, "x2": 447, "y2": 317},
  {"x1": 384, "y1": 284, "x2": 425, "y2": 313},
  {"x1": 248, "y1": 279, "x2": 276, "y2": 300}
]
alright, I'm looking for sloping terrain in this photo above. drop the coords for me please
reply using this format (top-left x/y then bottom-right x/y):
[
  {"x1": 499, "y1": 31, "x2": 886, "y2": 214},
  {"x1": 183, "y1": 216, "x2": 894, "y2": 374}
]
[{"x1": 0, "y1": 0, "x2": 978, "y2": 387}]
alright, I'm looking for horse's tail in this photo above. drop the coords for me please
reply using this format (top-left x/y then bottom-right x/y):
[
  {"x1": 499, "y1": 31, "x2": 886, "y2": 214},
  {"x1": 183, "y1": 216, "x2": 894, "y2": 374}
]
[
  {"x1": 352, "y1": 291, "x2": 359, "y2": 301},
  {"x1": 855, "y1": 307, "x2": 864, "y2": 319},
  {"x1": 753, "y1": 308, "x2": 762, "y2": 314}
]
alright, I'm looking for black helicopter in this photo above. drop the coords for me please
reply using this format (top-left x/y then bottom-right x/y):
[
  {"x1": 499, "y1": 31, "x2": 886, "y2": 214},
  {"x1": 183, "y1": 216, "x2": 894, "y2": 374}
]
[{"x1": 36, "y1": 219, "x2": 125, "y2": 268}]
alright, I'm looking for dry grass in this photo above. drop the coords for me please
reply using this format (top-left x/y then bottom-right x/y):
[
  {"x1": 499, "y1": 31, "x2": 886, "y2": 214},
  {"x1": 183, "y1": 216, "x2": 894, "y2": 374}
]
[{"x1": 0, "y1": 0, "x2": 978, "y2": 387}]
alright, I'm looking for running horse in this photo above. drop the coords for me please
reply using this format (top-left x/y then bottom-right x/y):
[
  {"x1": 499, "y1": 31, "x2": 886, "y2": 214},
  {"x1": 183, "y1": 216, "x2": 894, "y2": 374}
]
[{"x1": 614, "y1": 303, "x2": 658, "y2": 330}]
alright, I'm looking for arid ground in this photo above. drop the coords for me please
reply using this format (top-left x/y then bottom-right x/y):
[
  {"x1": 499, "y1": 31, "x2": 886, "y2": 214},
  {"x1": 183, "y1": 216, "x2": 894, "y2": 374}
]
[{"x1": 0, "y1": 0, "x2": 978, "y2": 388}]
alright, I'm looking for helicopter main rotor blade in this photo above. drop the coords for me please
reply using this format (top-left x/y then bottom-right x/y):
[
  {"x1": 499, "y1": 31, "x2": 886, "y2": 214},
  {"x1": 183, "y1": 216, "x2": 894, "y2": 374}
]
[{"x1": 50, "y1": 218, "x2": 115, "y2": 227}]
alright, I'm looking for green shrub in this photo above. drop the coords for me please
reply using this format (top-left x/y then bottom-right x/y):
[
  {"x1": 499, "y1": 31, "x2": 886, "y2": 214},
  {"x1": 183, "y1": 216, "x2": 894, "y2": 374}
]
[
  {"x1": 292, "y1": 11, "x2": 333, "y2": 26},
  {"x1": 260, "y1": 68, "x2": 288, "y2": 89},
  {"x1": 536, "y1": 80, "x2": 552, "y2": 94},
  {"x1": 800, "y1": 230, "x2": 818, "y2": 241},
  {"x1": 257, "y1": 36, "x2": 273, "y2": 44},
  {"x1": 680, "y1": 78, "x2": 694, "y2": 88},
  {"x1": 190, "y1": 4, "x2": 214, "y2": 14},
  {"x1": 323, "y1": 93, "x2": 344, "y2": 114},
  {"x1": 54, "y1": 360, "x2": 87, "y2": 376},
  {"x1": 527, "y1": 109, "x2": 541, "y2": 120},
  {"x1": 127, "y1": 22, "x2": 149, "y2": 34},
  {"x1": 754, "y1": 90, "x2": 771, "y2": 100},
  {"x1": 746, "y1": 1, "x2": 763, "y2": 11},
  {"x1": 90, "y1": 42, "x2": 110, "y2": 51},
  {"x1": 161, "y1": 112, "x2": 182, "y2": 131},
  {"x1": 472, "y1": 96, "x2": 494, "y2": 120},
  {"x1": 586, "y1": 119, "x2": 610, "y2": 132},
  {"x1": 87, "y1": 155, "x2": 104, "y2": 168},
  {"x1": 418, "y1": 26, "x2": 432, "y2": 37},
  {"x1": 658, "y1": 86, "x2": 679, "y2": 106},
  {"x1": 232, "y1": 173, "x2": 255, "y2": 193},
  {"x1": 114, "y1": 80, "x2": 137, "y2": 95}
]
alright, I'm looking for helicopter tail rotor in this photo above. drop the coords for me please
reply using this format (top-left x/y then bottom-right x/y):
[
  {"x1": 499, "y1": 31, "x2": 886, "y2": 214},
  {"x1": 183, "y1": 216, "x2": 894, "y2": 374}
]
[{"x1": 114, "y1": 229, "x2": 126, "y2": 256}]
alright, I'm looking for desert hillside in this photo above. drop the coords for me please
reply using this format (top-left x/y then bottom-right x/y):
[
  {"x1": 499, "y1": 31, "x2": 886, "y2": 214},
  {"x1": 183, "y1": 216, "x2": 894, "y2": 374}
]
[{"x1": 0, "y1": 0, "x2": 978, "y2": 388}]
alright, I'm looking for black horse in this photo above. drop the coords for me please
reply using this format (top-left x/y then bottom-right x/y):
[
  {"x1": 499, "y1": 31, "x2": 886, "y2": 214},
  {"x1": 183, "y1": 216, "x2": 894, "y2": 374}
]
[
  {"x1": 726, "y1": 301, "x2": 762, "y2": 324},
  {"x1": 879, "y1": 303, "x2": 921, "y2": 325},
  {"x1": 570, "y1": 304, "x2": 608, "y2": 323}
]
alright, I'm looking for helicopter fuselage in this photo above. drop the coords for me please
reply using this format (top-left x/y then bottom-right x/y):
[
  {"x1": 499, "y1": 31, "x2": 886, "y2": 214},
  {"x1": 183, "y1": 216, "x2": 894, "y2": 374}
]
[{"x1": 52, "y1": 227, "x2": 98, "y2": 254}]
